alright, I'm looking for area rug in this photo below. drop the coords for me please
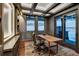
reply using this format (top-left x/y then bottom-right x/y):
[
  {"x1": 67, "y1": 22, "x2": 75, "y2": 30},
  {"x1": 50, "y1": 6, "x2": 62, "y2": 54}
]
[{"x1": 25, "y1": 41, "x2": 79, "y2": 56}]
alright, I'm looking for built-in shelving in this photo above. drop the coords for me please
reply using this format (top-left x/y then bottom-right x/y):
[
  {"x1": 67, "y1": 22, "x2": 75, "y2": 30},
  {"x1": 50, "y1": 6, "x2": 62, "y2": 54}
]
[{"x1": 15, "y1": 9, "x2": 20, "y2": 35}]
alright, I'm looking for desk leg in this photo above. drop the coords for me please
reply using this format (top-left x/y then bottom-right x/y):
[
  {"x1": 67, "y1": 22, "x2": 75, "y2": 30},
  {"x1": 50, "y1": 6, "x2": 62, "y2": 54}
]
[
  {"x1": 48, "y1": 42, "x2": 51, "y2": 56},
  {"x1": 56, "y1": 42, "x2": 58, "y2": 53}
]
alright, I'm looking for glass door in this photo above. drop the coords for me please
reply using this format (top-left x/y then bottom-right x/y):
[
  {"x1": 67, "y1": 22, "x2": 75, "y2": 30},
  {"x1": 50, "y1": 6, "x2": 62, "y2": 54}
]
[
  {"x1": 55, "y1": 16, "x2": 63, "y2": 38},
  {"x1": 64, "y1": 12, "x2": 76, "y2": 45}
]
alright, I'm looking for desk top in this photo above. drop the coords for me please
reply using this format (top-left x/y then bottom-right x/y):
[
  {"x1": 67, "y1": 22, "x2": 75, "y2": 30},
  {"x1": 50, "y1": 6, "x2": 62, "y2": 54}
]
[{"x1": 38, "y1": 34, "x2": 62, "y2": 42}]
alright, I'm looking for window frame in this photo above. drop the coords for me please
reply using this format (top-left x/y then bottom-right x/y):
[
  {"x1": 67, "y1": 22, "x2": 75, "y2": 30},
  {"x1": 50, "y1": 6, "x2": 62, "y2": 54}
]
[
  {"x1": 26, "y1": 16, "x2": 45, "y2": 33},
  {"x1": 2, "y1": 3, "x2": 15, "y2": 43},
  {"x1": 26, "y1": 16, "x2": 35, "y2": 32},
  {"x1": 37, "y1": 16, "x2": 45, "y2": 32}
]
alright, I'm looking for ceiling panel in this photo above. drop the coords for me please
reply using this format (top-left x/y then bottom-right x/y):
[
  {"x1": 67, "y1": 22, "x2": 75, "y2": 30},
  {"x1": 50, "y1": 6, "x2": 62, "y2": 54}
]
[
  {"x1": 36, "y1": 3, "x2": 54, "y2": 11},
  {"x1": 21, "y1": 3, "x2": 33, "y2": 8},
  {"x1": 45, "y1": 14, "x2": 50, "y2": 16},
  {"x1": 49, "y1": 3, "x2": 72, "y2": 13},
  {"x1": 22, "y1": 10, "x2": 30, "y2": 14},
  {"x1": 33, "y1": 11, "x2": 43, "y2": 15}
]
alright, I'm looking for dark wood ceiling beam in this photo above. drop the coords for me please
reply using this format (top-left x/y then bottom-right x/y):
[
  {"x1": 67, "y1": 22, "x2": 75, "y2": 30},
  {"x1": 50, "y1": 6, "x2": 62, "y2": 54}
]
[
  {"x1": 31, "y1": 3, "x2": 38, "y2": 11},
  {"x1": 45, "y1": 3, "x2": 60, "y2": 13},
  {"x1": 49, "y1": 3, "x2": 77, "y2": 17},
  {"x1": 53, "y1": 3, "x2": 76, "y2": 15},
  {"x1": 30, "y1": 3, "x2": 38, "y2": 15}
]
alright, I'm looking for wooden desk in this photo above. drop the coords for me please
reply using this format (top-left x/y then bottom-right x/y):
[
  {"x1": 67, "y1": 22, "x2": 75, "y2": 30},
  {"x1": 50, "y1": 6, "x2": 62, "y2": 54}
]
[
  {"x1": 38, "y1": 35, "x2": 62, "y2": 42},
  {"x1": 37, "y1": 34, "x2": 62, "y2": 55}
]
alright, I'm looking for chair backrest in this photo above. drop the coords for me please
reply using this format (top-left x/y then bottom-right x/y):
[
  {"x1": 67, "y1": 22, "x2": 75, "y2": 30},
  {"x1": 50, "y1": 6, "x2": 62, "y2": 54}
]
[{"x1": 32, "y1": 32, "x2": 37, "y2": 45}]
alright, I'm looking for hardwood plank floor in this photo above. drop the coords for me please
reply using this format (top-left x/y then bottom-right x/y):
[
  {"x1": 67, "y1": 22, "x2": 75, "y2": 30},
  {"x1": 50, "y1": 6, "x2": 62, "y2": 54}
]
[
  {"x1": 18, "y1": 39, "x2": 79, "y2": 56},
  {"x1": 18, "y1": 39, "x2": 32, "y2": 56},
  {"x1": 18, "y1": 40, "x2": 25, "y2": 56}
]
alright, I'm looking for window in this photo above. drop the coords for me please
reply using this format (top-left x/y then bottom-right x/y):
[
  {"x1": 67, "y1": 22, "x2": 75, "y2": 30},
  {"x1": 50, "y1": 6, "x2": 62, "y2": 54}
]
[
  {"x1": 2, "y1": 3, "x2": 15, "y2": 42},
  {"x1": 64, "y1": 12, "x2": 76, "y2": 45},
  {"x1": 26, "y1": 16, "x2": 45, "y2": 32},
  {"x1": 38, "y1": 16, "x2": 44, "y2": 31},
  {"x1": 26, "y1": 16, "x2": 35, "y2": 31},
  {"x1": 55, "y1": 16, "x2": 62, "y2": 38}
]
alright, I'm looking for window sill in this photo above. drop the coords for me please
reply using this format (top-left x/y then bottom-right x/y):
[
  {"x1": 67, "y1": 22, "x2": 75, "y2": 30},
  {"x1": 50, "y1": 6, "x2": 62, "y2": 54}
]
[
  {"x1": 4, "y1": 34, "x2": 15, "y2": 43},
  {"x1": 3, "y1": 35, "x2": 20, "y2": 51}
]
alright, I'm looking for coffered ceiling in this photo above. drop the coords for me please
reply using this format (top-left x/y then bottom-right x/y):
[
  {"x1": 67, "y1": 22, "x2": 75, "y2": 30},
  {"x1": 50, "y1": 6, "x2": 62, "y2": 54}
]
[{"x1": 14, "y1": 3, "x2": 76, "y2": 17}]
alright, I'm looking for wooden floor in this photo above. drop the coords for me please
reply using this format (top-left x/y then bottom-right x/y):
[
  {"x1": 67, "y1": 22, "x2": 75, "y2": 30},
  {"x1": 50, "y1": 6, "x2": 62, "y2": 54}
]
[
  {"x1": 18, "y1": 40, "x2": 32, "y2": 56},
  {"x1": 18, "y1": 39, "x2": 79, "y2": 56},
  {"x1": 18, "y1": 40, "x2": 25, "y2": 56}
]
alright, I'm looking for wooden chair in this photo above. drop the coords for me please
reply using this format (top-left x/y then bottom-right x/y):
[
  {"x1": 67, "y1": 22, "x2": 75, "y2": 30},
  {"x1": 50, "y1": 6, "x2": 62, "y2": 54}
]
[{"x1": 32, "y1": 32, "x2": 48, "y2": 55}]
